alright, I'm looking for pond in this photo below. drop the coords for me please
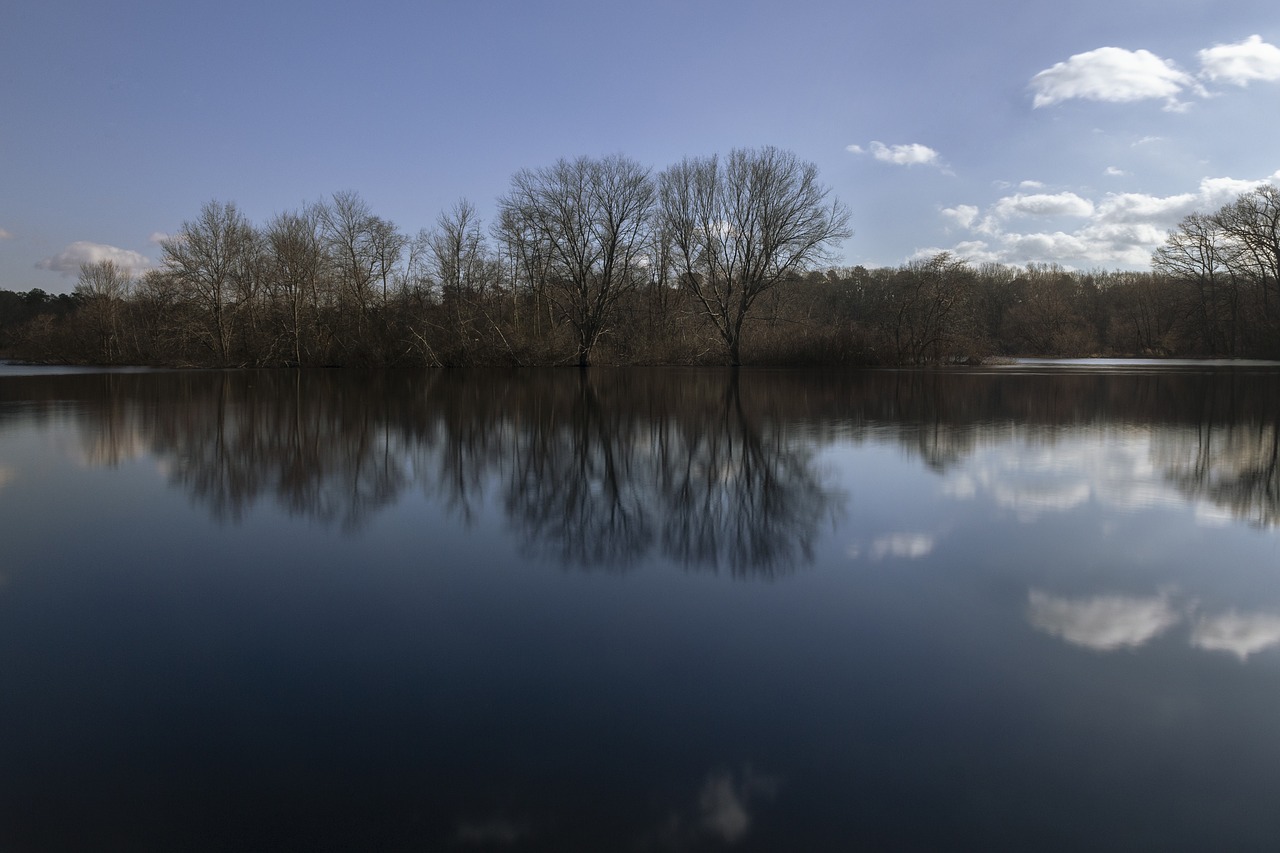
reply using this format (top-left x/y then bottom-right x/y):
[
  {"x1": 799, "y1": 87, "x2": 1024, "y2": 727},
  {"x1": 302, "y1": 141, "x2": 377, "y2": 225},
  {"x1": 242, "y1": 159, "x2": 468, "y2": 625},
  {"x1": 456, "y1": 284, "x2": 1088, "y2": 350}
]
[{"x1": 2, "y1": 364, "x2": 1279, "y2": 851}]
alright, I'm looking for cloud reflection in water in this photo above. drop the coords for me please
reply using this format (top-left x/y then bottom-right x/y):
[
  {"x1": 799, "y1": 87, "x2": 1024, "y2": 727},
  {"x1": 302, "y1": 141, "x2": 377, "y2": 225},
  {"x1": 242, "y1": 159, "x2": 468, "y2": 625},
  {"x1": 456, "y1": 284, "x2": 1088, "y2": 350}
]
[
  {"x1": 1027, "y1": 589, "x2": 1181, "y2": 651},
  {"x1": 1191, "y1": 611, "x2": 1280, "y2": 660},
  {"x1": 1029, "y1": 590, "x2": 1280, "y2": 663}
]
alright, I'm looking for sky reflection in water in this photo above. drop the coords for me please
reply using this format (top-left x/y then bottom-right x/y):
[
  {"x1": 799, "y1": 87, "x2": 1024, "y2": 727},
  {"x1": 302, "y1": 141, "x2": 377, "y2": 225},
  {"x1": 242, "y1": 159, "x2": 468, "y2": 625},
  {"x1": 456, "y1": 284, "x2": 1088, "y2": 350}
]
[{"x1": 2, "y1": 366, "x2": 1280, "y2": 851}]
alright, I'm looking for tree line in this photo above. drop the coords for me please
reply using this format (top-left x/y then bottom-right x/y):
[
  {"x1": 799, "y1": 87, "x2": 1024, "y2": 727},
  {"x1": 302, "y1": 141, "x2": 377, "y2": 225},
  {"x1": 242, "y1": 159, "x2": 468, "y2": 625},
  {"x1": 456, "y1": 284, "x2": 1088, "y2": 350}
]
[{"x1": 3, "y1": 151, "x2": 1278, "y2": 366}]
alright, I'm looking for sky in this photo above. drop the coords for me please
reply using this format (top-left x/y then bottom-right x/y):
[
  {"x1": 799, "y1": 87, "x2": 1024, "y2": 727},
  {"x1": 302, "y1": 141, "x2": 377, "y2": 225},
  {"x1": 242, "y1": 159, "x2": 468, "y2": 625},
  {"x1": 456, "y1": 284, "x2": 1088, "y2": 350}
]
[{"x1": 2, "y1": 0, "x2": 1278, "y2": 293}]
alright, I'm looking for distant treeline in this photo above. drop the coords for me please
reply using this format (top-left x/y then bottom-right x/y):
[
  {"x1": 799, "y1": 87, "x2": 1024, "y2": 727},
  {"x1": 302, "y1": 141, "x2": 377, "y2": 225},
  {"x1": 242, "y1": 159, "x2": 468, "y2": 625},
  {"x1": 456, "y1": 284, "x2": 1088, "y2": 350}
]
[{"x1": 2, "y1": 150, "x2": 1277, "y2": 367}]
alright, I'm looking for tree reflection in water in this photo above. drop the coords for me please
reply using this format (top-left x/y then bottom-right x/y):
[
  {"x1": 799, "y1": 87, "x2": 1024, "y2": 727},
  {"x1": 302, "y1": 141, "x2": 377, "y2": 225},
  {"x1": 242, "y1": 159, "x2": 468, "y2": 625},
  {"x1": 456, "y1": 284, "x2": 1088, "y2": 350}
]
[{"x1": 12, "y1": 363, "x2": 1280, "y2": 568}]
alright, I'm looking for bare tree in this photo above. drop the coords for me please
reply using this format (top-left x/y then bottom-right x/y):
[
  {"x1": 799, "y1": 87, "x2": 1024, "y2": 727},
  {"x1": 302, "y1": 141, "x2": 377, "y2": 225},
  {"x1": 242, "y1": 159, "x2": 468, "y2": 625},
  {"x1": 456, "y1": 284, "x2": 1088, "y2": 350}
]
[
  {"x1": 264, "y1": 207, "x2": 326, "y2": 365},
  {"x1": 161, "y1": 200, "x2": 260, "y2": 365},
  {"x1": 1212, "y1": 184, "x2": 1280, "y2": 334},
  {"x1": 317, "y1": 190, "x2": 405, "y2": 359},
  {"x1": 430, "y1": 199, "x2": 488, "y2": 305},
  {"x1": 1154, "y1": 212, "x2": 1241, "y2": 355},
  {"x1": 658, "y1": 146, "x2": 851, "y2": 365},
  {"x1": 74, "y1": 259, "x2": 133, "y2": 362},
  {"x1": 875, "y1": 253, "x2": 974, "y2": 364},
  {"x1": 498, "y1": 154, "x2": 655, "y2": 366}
]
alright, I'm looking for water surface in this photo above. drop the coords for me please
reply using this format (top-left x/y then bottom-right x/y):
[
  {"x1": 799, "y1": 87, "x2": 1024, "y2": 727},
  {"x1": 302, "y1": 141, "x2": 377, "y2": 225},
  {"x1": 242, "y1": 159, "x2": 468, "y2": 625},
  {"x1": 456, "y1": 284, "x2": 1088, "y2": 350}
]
[{"x1": 2, "y1": 365, "x2": 1279, "y2": 851}]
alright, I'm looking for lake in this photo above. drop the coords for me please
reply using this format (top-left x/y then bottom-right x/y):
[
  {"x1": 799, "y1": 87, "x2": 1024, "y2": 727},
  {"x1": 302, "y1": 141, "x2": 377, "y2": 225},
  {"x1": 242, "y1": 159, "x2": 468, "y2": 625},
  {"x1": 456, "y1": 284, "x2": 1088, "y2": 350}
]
[{"x1": 2, "y1": 363, "x2": 1279, "y2": 851}]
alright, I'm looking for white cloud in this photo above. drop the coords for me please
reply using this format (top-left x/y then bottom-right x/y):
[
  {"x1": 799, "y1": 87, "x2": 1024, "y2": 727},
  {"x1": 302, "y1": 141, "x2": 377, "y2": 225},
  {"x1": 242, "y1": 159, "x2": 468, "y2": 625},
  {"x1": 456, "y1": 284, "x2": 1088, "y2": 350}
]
[
  {"x1": 933, "y1": 172, "x2": 1279, "y2": 268},
  {"x1": 1198, "y1": 34, "x2": 1280, "y2": 86},
  {"x1": 1031, "y1": 46, "x2": 1199, "y2": 110},
  {"x1": 1191, "y1": 611, "x2": 1280, "y2": 660},
  {"x1": 35, "y1": 241, "x2": 153, "y2": 278},
  {"x1": 941, "y1": 204, "x2": 979, "y2": 229},
  {"x1": 1019, "y1": 180, "x2": 1045, "y2": 190},
  {"x1": 1028, "y1": 590, "x2": 1180, "y2": 651},
  {"x1": 993, "y1": 192, "x2": 1095, "y2": 219},
  {"x1": 148, "y1": 231, "x2": 175, "y2": 245},
  {"x1": 850, "y1": 141, "x2": 942, "y2": 167},
  {"x1": 1105, "y1": 166, "x2": 1128, "y2": 177},
  {"x1": 1132, "y1": 135, "x2": 1162, "y2": 147}
]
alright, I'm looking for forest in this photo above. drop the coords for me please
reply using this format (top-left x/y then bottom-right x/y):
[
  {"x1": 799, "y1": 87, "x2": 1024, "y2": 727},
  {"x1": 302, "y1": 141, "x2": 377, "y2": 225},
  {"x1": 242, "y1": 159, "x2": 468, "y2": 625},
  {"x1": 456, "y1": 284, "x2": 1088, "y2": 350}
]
[{"x1": 2, "y1": 147, "x2": 1279, "y2": 367}]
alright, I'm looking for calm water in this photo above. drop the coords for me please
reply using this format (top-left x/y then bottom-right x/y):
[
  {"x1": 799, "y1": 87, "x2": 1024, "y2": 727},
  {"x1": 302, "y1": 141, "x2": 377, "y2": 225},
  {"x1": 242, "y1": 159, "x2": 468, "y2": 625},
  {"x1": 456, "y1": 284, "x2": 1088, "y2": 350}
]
[{"x1": 2, "y1": 364, "x2": 1280, "y2": 851}]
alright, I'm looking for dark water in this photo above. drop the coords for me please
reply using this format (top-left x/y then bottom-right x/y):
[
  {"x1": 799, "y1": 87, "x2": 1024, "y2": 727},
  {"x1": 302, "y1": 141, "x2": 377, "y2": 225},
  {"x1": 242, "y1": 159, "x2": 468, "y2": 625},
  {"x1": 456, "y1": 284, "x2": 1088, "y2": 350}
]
[{"x1": 2, "y1": 364, "x2": 1280, "y2": 851}]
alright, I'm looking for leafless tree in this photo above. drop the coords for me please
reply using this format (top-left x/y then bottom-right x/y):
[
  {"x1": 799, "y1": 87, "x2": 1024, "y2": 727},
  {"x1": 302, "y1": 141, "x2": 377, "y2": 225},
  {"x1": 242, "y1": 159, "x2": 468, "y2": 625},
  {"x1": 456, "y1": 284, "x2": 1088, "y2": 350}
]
[
  {"x1": 264, "y1": 207, "x2": 326, "y2": 365},
  {"x1": 74, "y1": 259, "x2": 133, "y2": 362},
  {"x1": 430, "y1": 199, "x2": 488, "y2": 305},
  {"x1": 1153, "y1": 212, "x2": 1240, "y2": 355},
  {"x1": 498, "y1": 154, "x2": 655, "y2": 366},
  {"x1": 658, "y1": 146, "x2": 851, "y2": 365},
  {"x1": 1212, "y1": 184, "x2": 1280, "y2": 329},
  {"x1": 160, "y1": 200, "x2": 260, "y2": 365}
]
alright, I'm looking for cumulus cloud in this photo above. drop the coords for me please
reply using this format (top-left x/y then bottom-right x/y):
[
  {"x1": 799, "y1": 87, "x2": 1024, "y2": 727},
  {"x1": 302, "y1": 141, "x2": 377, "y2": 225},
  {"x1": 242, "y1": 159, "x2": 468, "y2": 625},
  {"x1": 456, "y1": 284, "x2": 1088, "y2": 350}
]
[
  {"x1": 849, "y1": 141, "x2": 942, "y2": 167},
  {"x1": 1191, "y1": 611, "x2": 1280, "y2": 660},
  {"x1": 35, "y1": 241, "x2": 154, "y2": 278},
  {"x1": 1028, "y1": 590, "x2": 1180, "y2": 651},
  {"x1": 1105, "y1": 167, "x2": 1128, "y2": 177},
  {"x1": 1198, "y1": 34, "x2": 1280, "y2": 86},
  {"x1": 1031, "y1": 46, "x2": 1199, "y2": 110},
  {"x1": 993, "y1": 192, "x2": 1095, "y2": 219},
  {"x1": 931, "y1": 172, "x2": 1279, "y2": 268},
  {"x1": 941, "y1": 204, "x2": 979, "y2": 229}
]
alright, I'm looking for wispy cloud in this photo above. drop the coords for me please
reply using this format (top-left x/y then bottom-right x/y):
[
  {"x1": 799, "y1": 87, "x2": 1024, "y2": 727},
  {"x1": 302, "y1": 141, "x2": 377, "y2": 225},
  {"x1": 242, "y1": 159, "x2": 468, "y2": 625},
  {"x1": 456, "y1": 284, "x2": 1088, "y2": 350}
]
[
  {"x1": 848, "y1": 531, "x2": 939, "y2": 561},
  {"x1": 1198, "y1": 34, "x2": 1280, "y2": 86},
  {"x1": 35, "y1": 241, "x2": 153, "y2": 277},
  {"x1": 1105, "y1": 166, "x2": 1128, "y2": 177},
  {"x1": 1030, "y1": 46, "x2": 1199, "y2": 110},
  {"x1": 848, "y1": 141, "x2": 942, "y2": 167}
]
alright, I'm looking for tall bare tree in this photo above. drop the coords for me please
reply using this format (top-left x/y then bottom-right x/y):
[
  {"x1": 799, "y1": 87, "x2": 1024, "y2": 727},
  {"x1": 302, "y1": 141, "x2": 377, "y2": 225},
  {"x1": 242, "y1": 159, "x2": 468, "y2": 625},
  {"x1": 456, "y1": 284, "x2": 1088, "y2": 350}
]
[
  {"x1": 317, "y1": 190, "x2": 405, "y2": 359},
  {"x1": 264, "y1": 207, "x2": 327, "y2": 365},
  {"x1": 659, "y1": 146, "x2": 851, "y2": 365},
  {"x1": 74, "y1": 259, "x2": 133, "y2": 363},
  {"x1": 161, "y1": 200, "x2": 259, "y2": 365},
  {"x1": 1154, "y1": 211, "x2": 1241, "y2": 355},
  {"x1": 498, "y1": 154, "x2": 655, "y2": 366}
]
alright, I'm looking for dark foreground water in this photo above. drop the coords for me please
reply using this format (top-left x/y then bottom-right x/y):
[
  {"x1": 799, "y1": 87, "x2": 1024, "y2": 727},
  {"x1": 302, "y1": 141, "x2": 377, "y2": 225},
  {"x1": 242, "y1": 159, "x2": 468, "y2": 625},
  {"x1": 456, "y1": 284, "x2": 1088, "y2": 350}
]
[{"x1": 2, "y1": 364, "x2": 1280, "y2": 851}]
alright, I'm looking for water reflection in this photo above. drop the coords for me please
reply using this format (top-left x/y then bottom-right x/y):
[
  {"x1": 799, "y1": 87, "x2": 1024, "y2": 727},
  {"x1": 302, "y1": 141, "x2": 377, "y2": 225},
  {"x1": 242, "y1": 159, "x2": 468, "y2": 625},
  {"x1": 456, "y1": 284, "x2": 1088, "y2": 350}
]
[
  {"x1": 1190, "y1": 611, "x2": 1280, "y2": 660},
  {"x1": 5, "y1": 365, "x2": 1280, "y2": 556},
  {"x1": 7, "y1": 365, "x2": 1280, "y2": 850},
  {"x1": 2, "y1": 369, "x2": 842, "y2": 576},
  {"x1": 1028, "y1": 589, "x2": 1280, "y2": 663},
  {"x1": 1027, "y1": 590, "x2": 1182, "y2": 651}
]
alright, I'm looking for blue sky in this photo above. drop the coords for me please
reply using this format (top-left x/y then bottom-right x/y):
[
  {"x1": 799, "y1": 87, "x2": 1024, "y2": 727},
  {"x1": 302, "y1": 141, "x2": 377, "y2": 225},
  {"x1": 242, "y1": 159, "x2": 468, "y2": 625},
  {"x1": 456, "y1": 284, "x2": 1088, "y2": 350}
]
[{"x1": 2, "y1": 0, "x2": 1278, "y2": 293}]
